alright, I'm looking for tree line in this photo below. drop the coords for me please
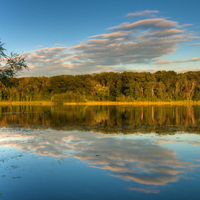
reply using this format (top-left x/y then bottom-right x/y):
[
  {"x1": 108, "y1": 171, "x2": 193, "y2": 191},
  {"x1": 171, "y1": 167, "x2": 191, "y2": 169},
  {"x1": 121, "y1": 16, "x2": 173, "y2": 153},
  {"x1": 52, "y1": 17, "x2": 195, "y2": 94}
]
[{"x1": 0, "y1": 70, "x2": 200, "y2": 102}]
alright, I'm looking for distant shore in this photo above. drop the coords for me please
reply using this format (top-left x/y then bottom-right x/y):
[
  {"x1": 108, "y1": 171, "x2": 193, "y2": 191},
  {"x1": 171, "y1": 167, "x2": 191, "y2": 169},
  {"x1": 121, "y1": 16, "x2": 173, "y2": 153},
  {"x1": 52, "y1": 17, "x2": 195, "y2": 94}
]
[{"x1": 0, "y1": 101, "x2": 200, "y2": 106}]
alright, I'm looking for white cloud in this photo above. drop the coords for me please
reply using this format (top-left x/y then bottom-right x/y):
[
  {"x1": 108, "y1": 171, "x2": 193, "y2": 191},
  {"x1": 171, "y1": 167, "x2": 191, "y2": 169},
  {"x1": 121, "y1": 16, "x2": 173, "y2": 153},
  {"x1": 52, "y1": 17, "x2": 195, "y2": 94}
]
[
  {"x1": 108, "y1": 18, "x2": 178, "y2": 31},
  {"x1": 37, "y1": 45, "x2": 43, "y2": 48},
  {"x1": 177, "y1": 68, "x2": 200, "y2": 73},
  {"x1": 23, "y1": 14, "x2": 199, "y2": 76},
  {"x1": 150, "y1": 29, "x2": 184, "y2": 37},
  {"x1": 127, "y1": 10, "x2": 159, "y2": 18},
  {"x1": 89, "y1": 30, "x2": 134, "y2": 39},
  {"x1": 153, "y1": 57, "x2": 200, "y2": 65},
  {"x1": 23, "y1": 47, "x2": 74, "y2": 76},
  {"x1": 191, "y1": 43, "x2": 200, "y2": 46}
]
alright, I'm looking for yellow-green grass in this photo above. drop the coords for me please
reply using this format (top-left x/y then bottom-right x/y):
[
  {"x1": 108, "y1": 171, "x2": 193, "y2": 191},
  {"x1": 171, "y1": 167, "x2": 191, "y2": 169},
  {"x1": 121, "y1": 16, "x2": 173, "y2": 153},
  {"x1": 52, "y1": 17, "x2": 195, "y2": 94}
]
[
  {"x1": 63, "y1": 101, "x2": 200, "y2": 106},
  {"x1": 0, "y1": 100, "x2": 200, "y2": 106},
  {"x1": 0, "y1": 101, "x2": 53, "y2": 106}
]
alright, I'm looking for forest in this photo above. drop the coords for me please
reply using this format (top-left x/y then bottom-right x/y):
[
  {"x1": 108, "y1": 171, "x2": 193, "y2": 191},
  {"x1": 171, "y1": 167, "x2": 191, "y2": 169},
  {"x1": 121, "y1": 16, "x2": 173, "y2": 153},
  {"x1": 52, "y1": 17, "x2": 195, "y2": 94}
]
[{"x1": 0, "y1": 70, "x2": 199, "y2": 102}]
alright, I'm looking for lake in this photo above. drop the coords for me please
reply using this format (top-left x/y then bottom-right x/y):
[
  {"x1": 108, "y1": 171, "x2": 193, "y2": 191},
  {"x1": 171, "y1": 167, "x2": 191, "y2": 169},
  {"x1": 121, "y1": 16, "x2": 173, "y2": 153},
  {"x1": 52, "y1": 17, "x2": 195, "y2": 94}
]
[{"x1": 0, "y1": 105, "x2": 200, "y2": 199}]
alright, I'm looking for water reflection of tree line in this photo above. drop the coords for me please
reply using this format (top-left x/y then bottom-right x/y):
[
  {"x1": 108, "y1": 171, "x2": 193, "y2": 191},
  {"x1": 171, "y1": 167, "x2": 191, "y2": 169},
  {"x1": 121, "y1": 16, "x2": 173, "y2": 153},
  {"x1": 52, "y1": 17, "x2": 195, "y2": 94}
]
[{"x1": 0, "y1": 105, "x2": 200, "y2": 134}]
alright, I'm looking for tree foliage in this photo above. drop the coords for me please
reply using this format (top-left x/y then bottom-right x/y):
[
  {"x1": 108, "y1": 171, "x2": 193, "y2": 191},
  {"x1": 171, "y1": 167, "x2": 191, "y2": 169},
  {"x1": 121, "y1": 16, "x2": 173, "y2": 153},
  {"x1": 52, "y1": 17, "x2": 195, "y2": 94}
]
[
  {"x1": 0, "y1": 40, "x2": 28, "y2": 80},
  {"x1": 0, "y1": 70, "x2": 200, "y2": 102}
]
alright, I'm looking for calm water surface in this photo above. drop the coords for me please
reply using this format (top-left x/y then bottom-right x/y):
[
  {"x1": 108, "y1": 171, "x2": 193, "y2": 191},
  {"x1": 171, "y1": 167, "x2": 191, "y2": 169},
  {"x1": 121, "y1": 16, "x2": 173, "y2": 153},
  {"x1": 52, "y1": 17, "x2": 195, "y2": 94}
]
[{"x1": 0, "y1": 105, "x2": 200, "y2": 199}]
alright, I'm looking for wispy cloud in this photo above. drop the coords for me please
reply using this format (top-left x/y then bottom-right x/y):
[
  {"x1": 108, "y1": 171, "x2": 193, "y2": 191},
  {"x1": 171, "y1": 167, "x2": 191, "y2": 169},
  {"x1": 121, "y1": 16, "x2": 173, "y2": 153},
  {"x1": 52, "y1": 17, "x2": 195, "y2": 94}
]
[
  {"x1": 24, "y1": 13, "x2": 199, "y2": 76},
  {"x1": 176, "y1": 68, "x2": 200, "y2": 73},
  {"x1": 23, "y1": 47, "x2": 73, "y2": 76},
  {"x1": 88, "y1": 30, "x2": 134, "y2": 39},
  {"x1": 154, "y1": 57, "x2": 200, "y2": 65},
  {"x1": 127, "y1": 10, "x2": 159, "y2": 18},
  {"x1": 37, "y1": 45, "x2": 43, "y2": 48},
  {"x1": 191, "y1": 43, "x2": 200, "y2": 46},
  {"x1": 128, "y1": 187, "x2": 159, "y2": 193},
  {"x1": 108, "y1": 18, "x2": 178, "y2": 31}
]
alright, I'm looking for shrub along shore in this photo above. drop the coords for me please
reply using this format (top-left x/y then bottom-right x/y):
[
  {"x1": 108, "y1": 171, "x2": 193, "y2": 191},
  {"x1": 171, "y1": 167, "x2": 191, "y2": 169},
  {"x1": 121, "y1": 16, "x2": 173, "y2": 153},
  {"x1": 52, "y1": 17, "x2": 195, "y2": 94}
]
[{"x1": 0, "y1": 100, "x2": 200, "y2": 106}]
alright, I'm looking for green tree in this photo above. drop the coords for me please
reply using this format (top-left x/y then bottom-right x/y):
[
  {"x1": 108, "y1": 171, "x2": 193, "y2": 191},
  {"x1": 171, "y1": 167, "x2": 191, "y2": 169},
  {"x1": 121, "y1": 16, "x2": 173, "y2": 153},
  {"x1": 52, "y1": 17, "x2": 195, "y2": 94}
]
[{"x1": 0, "y1": 40, "x2": 28, "y2": 80}]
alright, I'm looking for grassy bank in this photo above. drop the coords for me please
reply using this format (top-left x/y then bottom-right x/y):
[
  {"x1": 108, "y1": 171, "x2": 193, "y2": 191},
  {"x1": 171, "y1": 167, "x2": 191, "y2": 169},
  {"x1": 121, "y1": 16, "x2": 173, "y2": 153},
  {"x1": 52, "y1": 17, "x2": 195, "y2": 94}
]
[
  {"x1": 0, "y1": 101, "x2": 53, "y2": 106},
  {"x1": 0, "y1": 100, "x2": 200, "y2": 106}
]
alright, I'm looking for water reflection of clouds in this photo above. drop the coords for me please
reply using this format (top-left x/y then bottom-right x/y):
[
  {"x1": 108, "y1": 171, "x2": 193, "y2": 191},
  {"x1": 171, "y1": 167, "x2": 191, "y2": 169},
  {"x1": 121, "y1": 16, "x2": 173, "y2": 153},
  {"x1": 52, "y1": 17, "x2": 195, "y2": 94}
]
[
  {"x1": 128, "y1": 187, "x2": 159, "y2": 193},
  {"x1": 0, "y1": 128, "x2": 199, "y2": 189},
  {"x1": 154, "y1": 134, "x2": 200, "y2": 147},
  {"x1": 74, "y1": 139, "x2": 195, "y2": 186}
]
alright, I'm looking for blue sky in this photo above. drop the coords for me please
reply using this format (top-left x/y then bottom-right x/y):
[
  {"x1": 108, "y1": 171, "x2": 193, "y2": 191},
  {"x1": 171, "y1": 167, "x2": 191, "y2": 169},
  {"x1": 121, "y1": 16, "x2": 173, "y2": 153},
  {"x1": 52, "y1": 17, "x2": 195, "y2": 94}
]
[{"x1": 1, "y1": 0, "x2": 200, "y2": 76}]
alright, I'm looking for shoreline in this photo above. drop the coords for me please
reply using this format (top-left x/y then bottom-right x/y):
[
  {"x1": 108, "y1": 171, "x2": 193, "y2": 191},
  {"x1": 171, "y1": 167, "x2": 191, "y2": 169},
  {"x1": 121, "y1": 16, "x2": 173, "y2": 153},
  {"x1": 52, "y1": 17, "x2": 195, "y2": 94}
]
[{"x1": 0, "y1": 100, "x2": 200, "y2": 106}]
